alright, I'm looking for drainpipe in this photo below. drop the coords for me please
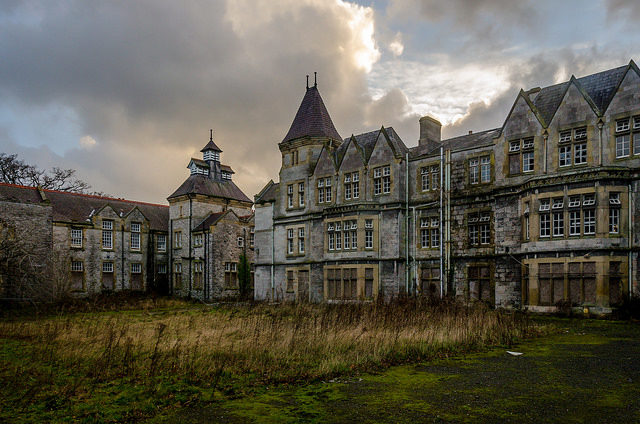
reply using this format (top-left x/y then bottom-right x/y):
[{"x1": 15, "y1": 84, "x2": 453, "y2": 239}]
[
  {"x1": 446, "y1": 149, "x2": 452, "y2": 295},
  {"x1": 169, "y1": 220, "x2": 173, "y2": 295},
  {"x1": 439, "y1": 145, "x2": 444, "y2": 298},
  {"x1": 405, "y1": 152, "x2": 410, "y2": 296},
  {"x1": 412, "y1": 206, "x2": 417, "y2": 296},
  {"x1": 121, "y1": 222, "x2": 125, "y2": 290},
  {"x1": 598, "y1": 120, "x2": 604, "y2": 167},
  {"x1": 629, "y1": 183, "x2": 633, "y2": 296},
  {"x1": 204, "y1": 230, "x2": 208, "y2": 301},
  {"x1": 188, "y1": 197, "x2": 193, "y2": 293},
  {"x1": 543, "y1": 131, "x2": 548, "y2": 174},
  {"x1": 271, "y1": 223, "x2": 275, "y2": 302}
]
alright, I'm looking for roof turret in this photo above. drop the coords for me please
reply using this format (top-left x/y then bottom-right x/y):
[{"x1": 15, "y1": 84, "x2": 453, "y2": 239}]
[
  {"x1": 201, "y1": 129, "x2": 222, "y2": 152},
  {"x1": 281, "y1": 75, "x2": 341, "y2": 143}
]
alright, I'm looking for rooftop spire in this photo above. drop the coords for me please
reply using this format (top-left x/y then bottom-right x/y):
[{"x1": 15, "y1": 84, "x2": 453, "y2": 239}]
[
  {"x1": 281, "y1": 77, "x2": 342, "y2": 143},
  {"x1": 306, "y1": 74, "x2": 309, "y2": 90},
  {"x1": 201, "y1": 128, "x2": 222, "y2": 153},
  {"x1": 314, "y1": 71, "x2": 317, "y2": 87}
]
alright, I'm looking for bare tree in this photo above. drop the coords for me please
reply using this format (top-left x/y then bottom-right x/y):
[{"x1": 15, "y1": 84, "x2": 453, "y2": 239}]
[{"x1": 0, "y1": 153, "x2": 91, "y2": 193}]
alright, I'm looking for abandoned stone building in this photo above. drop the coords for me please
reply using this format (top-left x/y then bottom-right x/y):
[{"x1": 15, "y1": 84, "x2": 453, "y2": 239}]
[
  {"x1": 0, "y1": 133, "x2": 254, "y2": 301},
  {"x1": 254, "y1": 60, "x2": 640, "y2": 312}
]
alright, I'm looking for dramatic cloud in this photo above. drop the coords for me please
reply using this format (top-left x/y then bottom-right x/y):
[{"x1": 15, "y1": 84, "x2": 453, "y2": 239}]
[
  {"x1": 0, "y1": 0, "x2": 384, "y2": 202},
  {"x1": 1, "y1": 0, "x2": 638, "y2": 202}
]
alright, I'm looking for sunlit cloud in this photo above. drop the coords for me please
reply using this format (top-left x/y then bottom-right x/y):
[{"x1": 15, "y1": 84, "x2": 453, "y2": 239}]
[
  {"x1": 368, "y1": 59, "x2": 511, "y2": 125},
  {"x1": 388, "y1": 32, "x2": 404, "y2": 57},
  {"x1": 79, "y1": 135, "x2": 97, "y2": 149}
]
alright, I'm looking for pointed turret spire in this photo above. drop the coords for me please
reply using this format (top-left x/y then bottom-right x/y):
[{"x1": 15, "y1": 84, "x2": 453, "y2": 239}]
[
  {"x1": 201, "y1": 129, "x2": 222, "y2": 153},
  {"x1": 281, "y1": 74, "x2": 342, "y2": 143}
]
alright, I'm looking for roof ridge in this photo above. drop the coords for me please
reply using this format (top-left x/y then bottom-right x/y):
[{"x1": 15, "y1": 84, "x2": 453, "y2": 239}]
[{"x1": 42, "y1": 187, "x2": 169, "y2": 208}]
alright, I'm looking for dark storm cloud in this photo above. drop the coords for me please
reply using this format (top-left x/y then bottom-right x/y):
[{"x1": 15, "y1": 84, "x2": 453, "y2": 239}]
[{"x1": 0, "y1": 0, "x2": 390, "y2": 202}]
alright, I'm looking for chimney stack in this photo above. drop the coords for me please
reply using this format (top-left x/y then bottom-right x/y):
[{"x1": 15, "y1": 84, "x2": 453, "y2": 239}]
[{"x1": 418, "y1": 115, "x2": 442, "y2": 146}]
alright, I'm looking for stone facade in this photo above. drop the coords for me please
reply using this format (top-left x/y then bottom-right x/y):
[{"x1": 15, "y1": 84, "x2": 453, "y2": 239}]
[
  {"x1": 0, "y1": 184, "x2": 169, "y2": 298},
  {"x1": 0, "y1": 190, "x2": 53, "y2": 300},
  {"x1": 167, "y1": 133, "x2": 254, "y2": 301},
  {"x1": 0, "y1": 133, "x2": 253, "y2": 301},
  {"x1": 256, "y1": 61, "x2": 640, "y2": 312}
]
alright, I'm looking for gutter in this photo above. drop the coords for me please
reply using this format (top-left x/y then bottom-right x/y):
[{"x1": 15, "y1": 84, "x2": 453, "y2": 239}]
[
  {"x1": 121, "y1": 223, "x2": 125, "y2": 290},
  {"x1": 189, "y1": 197, "x2": 193, "y2": 293},
  {"x1": 440, "y1": 146, "x2": 444, "y2": 298},
  {"x1": 629, "y1": 183, "x2": 633, "y2": 296},
  {"x1": 405, "y1": 152, "x2": 410, "y2": 295}
]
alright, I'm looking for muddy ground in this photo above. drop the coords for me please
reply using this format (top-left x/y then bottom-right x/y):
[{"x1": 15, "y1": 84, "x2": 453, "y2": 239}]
[{"x1": 152, "y1": 318, "x2": 640, "y2": 423}]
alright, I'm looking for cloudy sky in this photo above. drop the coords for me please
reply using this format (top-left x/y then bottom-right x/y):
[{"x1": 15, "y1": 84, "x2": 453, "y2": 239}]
[{"x1": 1, "y1": 0, "x2": 639, "y2": 203}]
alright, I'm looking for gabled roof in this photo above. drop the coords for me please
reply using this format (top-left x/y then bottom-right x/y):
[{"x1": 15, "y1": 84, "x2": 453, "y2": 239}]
[
  {"x1": 0, "y1": 183, "x2": 169, "y2": 231},
  {"x1": 282, "y1": 85, "x2": 342, "y2": 143},
  {"x1": 220, "y1": 164, "x2": 234, "y2": 174},
  {"x1": 255, "y1": 180, "x2": 278, "y2": 204},
  {"x1": 410, "y1": 128, "x2": 500, "y2": 158},
  {"x1": 188, "y1": 158, "x2": 209, "y2": 169},
  {"x1": 527, "y1": 63, "x2": 631, "y2": 127},
  {"x1": 167, "y1": 174, "x2": 252, "y2": 203},
  {"x1": 201, "y1": 139, "x2": 222, "y2": 152},
  {"x1": 193, "y1": 211, "x2": 226, "y2": 232},
  {"x1": 532, "y1": 82, "x2": 569, "y2": 126},
  {"x1": 575, "y1": 64, "x2": 628, "y2": 114},
  {"x1": 341, "y1": 126, "x2": 408, "y2": 165}
]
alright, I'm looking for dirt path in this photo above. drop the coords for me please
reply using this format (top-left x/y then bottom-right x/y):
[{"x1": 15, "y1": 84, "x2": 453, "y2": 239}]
[{"x1": 152, "y1": 318, "x2": 640, "y2": 423}]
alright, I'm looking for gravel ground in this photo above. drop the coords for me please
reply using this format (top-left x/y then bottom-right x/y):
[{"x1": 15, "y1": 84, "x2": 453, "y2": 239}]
[{"x1": 153, "y1": 318, "x2": 640, "y2": 423}]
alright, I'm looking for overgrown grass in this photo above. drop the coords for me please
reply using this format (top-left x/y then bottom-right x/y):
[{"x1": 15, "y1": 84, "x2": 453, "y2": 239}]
[{"x1": 0, "y1": 298, "x2": 544, "y2": 422}]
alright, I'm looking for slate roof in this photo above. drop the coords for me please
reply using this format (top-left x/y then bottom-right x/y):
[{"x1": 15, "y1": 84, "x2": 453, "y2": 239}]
[
  {"x1": 201, "y1": 139, "x2": 222, "y2": 152},
  {"x1": 167, "y1": 174, "x2": 252, "y2": 203},
  {"x1": 532, "y1": 82, "x2": 569, "y2": 126},
  {"x1": 187, "y1": 159, "x2": 234, "y2": 174},
  {"x1": 410, "y1": 128, "x2": 500, "y2": 158},
  {"x1": 254, "y1": 180, "x2": 278, "y2": 204},
  {"x1": 339, "y1": 127, "x2": 408, "y2": 166},
  {"x1": 531, "y1": 64, "x2": 630, "y2": 125},
  {"x1": 220, "y1": 164, "x2": 234, "y2": 174},
  {"x1": 282, "y1": 85, "x2": 342, "y2": 143},
  {"x1": 0, "y1": 183, "x2": 169, "y2": 231},
  {"x1": 0, "y1": 183, "x2": 44, "y2": 204},
  {"x1": 575, "y1": 64, "x2": 628, "y2": 113},
  {"x1": 193, "y1": 212, "x2": 226, "y2": 232}
]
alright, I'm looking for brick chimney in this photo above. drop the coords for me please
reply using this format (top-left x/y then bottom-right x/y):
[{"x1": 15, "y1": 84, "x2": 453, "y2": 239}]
[{"x1": 418, "y1": 115, "x2": 441, "y2": 146}]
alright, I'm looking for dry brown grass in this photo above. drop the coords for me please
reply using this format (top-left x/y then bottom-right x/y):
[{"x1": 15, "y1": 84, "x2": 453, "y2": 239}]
[{"x1": 0, "y1": 299, "x2": 539, "y2": 387}]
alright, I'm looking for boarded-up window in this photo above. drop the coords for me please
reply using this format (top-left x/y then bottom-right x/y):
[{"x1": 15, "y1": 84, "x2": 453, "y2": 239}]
[
  {"x1": 327, "y1": 269, "x2": 337, "y2": 300},
  {"x1": 468, "y1": 265, "x2": 491, "y2": 303},
  {"x1": 568, "y1": 262, "x2": 582, "y2": 305},
  {"x1": 71, "y1": 261, "x2": 84, "y2": 291},
  {"x1": 538, "y1": 263, "x2": 551, "y2": 305},
  {"x1": 297, "y1": 270, "x2": 309, "y2": 300},
  {"x1": 342, "y1": 269, "x2": 357, "y2": 299},
  {"x1": 102, "y1": 262, "x2": 114, "y2": 290},
  {"x1": 583, "y1": 262, "x2": 596, "y2": 304},
  {"x1": 509, "y1": 154, "x2": 520, "y2": 175},
  {"x1": 522, "y1": 264, "x2": 529, "y2": 305},
  {"x1": 552, "y1": 263, "x2": 564, "y2": 304},
  {"x1": 286, "y1": 270, "x2": 295, "y2": 292},
  {"x1": 421, "y1": 266, "x2": 440, "y2": 298},
  {"x1": 131, "y1": 263, "x2": 143, "y2": 290},
  {"x1": 365, "y1": 268, "x2": 374, "y2": 299},
  {"x1": 609, "y1": 261, "x2": 622, "y2": 306}
]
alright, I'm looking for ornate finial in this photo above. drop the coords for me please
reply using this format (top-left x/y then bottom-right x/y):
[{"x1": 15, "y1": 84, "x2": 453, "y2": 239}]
[
  {"x1": 209, "y1": 129, "x2": 213, "y2": 141},
  {"x1": 306, "y1": 75, "x2": 309, "y2": 89},
  {"x1": 314, "y1": 71, "x2": 317, "y2": 87}
]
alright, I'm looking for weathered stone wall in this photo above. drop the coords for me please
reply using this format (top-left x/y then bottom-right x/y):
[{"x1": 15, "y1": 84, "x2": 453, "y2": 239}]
[{"x1": 0, "y1": 199, "x2": 52, "y2": 300}]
